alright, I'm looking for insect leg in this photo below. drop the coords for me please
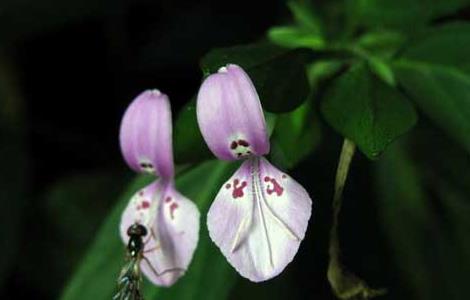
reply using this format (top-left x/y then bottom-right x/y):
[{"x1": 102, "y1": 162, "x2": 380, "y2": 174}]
[
  {"x1": 144, "y1": 245, "x2": 160, "y2": 253},
  {"x1": 142, "y1": 256, "x2": 185, "y2": 277}
]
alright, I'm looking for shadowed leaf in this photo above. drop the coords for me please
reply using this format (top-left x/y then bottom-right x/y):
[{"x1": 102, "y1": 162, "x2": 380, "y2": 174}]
[
  {"x1": 201, "y1": 42, "x2": 311, "y2": 113},
  {"x1": 321, "y1": 63, "x2": 417, "y2": 159}
]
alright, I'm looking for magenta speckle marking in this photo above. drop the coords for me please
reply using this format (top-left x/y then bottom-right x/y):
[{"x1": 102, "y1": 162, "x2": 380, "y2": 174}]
[
  {"x1": 238, "y1": 139, "x2": 250, "y2": 147},
  {"x1": 265, "y1": 176, "x2": 284, "y2": 197},
  {"x1": 282, "y1": 174, "x2": 287, "y2": 179},
  {"x1": 139, "y1": 191, "x2": 144, "y2": 196},
  {"x1": 165, "y1": 197, "x2": 172, "y2": 203},
  {"x1": 230, "y1": 141, "x2": 238, "y2": 149},
  {"x1": 225, "y1": 183, "x2": 231, "y2": 189},
  {"x1": 231, "y1": 178, "x2": 247, "y2": 199},
  {"x1": 142, "y1": 201, "x2": 150, "y2": 209},
  {"x1": 170, "y1": 202, "x2": 179, "y2": 219}
]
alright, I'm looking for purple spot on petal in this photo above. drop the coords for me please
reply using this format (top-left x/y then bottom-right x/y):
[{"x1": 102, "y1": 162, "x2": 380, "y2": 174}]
[
  {"x1": 170, "y1": 203, "x2": 179, "y2": 219},
  {"x1": 232, "y1": 179, "x2": 247, "y2": 199},
  {"x1": 230, "y1": 141, "x2": 238, "y2": 149},
  {"x1": 265, "y1": 177, "x2": 284, "y2": 197},
  {"x1": 238, "y1": 139, "x2": 250, "y2": 147}
]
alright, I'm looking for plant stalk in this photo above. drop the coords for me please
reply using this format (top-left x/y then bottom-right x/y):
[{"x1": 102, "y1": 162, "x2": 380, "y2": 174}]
[{"x1": 327, "y1": 139, "x2": 386, "y2": 300}]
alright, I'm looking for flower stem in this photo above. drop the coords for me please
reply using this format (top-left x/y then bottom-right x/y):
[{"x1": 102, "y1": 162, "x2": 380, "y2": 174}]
[{"x1": 327, "y1": 139, "x2": 386, "y2": 300}]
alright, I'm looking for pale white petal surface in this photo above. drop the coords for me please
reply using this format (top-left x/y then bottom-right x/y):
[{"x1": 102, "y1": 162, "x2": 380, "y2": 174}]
[
  {"x1": 120, "y1": 180, "x2": 200, "y2": 286},
  {"x1": 207, "y1": 157, "x2": 312, "y2": 282}
]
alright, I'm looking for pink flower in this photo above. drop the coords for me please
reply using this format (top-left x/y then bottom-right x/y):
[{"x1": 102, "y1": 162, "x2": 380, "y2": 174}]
[
  {"x1": 119, "y1": 90, "x2": 200, "y2": 286},
  {"x1": 197, "y1": 65, "x2": 313, "y2": 282}
]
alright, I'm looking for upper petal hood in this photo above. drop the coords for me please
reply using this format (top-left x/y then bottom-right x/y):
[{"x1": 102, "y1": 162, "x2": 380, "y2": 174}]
[
  {"x1": 196, "y1": 64, "x2": 269, "y2": 160},
  {"x1": 119, "y1": 90, "x2": 174, "y2": 178}
]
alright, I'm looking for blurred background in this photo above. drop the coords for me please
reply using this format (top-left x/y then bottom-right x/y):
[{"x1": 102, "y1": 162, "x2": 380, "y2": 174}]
[{"x1": 0, "y1": 0, "x2": 469, "y2": 299}]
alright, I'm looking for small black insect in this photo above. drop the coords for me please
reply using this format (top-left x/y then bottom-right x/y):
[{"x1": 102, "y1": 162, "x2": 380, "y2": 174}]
[
  {"x1": 113, "y1": 223, "x2": 148, "y2": 300},
  {"x1": 113, "y1": 223, "x2": 184, "y2": 300}
]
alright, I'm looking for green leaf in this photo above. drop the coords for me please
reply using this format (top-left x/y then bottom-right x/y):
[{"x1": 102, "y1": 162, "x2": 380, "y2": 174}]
[
  {"x1": 60, "y1": 160, "x2": 239, "y2": 300},
  {"x1": 201, "y1": 42, "x2": 311, "y2": 113},
  {"x1": 201, "y1": 42, "x2": 289, "y2": 75},
  {"x1": 350, "y1": 0, "x2": 470, "y2": 31},
  {"x1": 367, "y1": 56, "x2": 396, "y2": 86},
  {"x1": 46, "y1": 173, "x2": 128, "y2": 244},
  {"x1": 306, "y1": 60, "x2": 344, "y2": 88},
  {"x1": 393, "y1": 22, "x2": 470, "y2": 153},
  {"x1": 321, "y1": 63, "x2": 417, "y2": 159},
  {"x1": 376, "y1": 139, "x2": 470, "y2": 299},
  {"x1": 376, "y1": 143, "x2": 439, "y2": 300},
  {"x1": 173, "y1": 98, "x2": 212, "y2": 164},
  {"x1": 268, "y1": 26, "x2": 325, "y2": 50},
  {"x1": 394, "y1": 61, "x2": 470, "y2": 154},
  {"x1": 270, "y1": 100, "x2": 321, "y2": 169},
  {"x1": 287, "y1": 0, "x2": 323, "y2": 33},
  {"x1": 269, "y1": 1, "x2": 325, "y2": 50},
  {"x1": 264, "y1": 110, "x2": 278, "y2": 137},
  {"x1": 356, "y1": 30, "x2": 406, "y2": 58},
  {"x1": 398, "y1": 22, "x2": 470, "y2": 75}
]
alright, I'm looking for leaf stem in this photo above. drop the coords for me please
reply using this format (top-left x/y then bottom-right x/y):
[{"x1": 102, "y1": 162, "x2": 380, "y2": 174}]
[
  {"x1": 329, "y1": 139, "x2": 356, "y2": 260},
  {"x1": 327, "y1": 138, "x2": 386, "y2": 299}
]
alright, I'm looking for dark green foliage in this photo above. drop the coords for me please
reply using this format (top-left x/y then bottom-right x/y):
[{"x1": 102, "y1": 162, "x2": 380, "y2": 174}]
[
  {"x1": 270, "y1": 101, "x2": 321, "y2": 169},
  {"x1": 394, "y1": 23, "x2": 470, "y2": 153},
  {"x1": 349, "y1": 0, "x2": 470, "y2": 31},
  {"x1": 398, "y1": 22, "x2": 470, "y2": 74},
  {"x1": 376, "y1": 133, "x2": 470, "y2": 300},
  {"x1": 395, "y1": 62, "x2": 470, "y2": 153},
  {"x1": 321, "y1": 64, "x2": 417, "y2": 159},
  {"x1": 173, "y1": 99, "x2": 213, "y2": 164}
]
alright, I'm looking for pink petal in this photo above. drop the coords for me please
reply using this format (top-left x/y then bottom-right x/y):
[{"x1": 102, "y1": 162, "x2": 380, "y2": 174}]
[
  {"x1": 119, "y1": 90, "x2": 174, "y2": 178},
  {"x1": 120, "y1": 180, "x2": 200, "y2": 286},
  {"x1": 207, "y1": 157, "x2": 312, "y2": 282},
  {"x1": 196, "y1": 64, "x2": 269, "y2": 161}
]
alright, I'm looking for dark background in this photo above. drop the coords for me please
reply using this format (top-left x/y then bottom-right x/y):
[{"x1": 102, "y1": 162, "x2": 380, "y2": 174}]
[{"x1": 0, "y1": 1, "x2": 469, "y2": 299}]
